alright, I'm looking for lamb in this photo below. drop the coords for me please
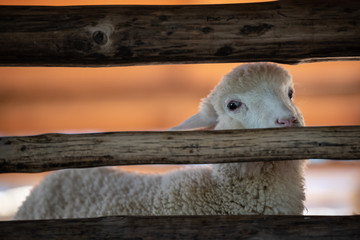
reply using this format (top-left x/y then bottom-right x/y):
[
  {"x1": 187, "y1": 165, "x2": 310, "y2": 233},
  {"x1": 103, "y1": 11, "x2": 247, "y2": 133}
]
[{"x1": 14, "y1": 63, "x2": 306, "y2": 220}]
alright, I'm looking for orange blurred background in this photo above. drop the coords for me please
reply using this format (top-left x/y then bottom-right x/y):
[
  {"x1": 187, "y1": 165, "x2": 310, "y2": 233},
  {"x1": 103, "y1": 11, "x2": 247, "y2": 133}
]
[
  {"x1": 0, "y1": 0, "x2": 359, "y2": 219},
  {"x1": 1, "y1": 62, "x2": 359, "y2": 136}
]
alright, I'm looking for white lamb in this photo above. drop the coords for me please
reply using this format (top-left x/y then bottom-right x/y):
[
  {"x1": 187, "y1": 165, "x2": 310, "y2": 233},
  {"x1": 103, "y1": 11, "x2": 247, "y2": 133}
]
[{"x1": 15, "y1": 63, "x2": 306, "y2": 220}]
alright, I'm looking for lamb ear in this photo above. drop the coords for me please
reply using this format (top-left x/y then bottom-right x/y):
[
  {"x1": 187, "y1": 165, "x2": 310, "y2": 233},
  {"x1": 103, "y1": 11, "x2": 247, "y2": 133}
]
[{"x1": 169, "y1": 101, "x2": 218, "y2": 131}]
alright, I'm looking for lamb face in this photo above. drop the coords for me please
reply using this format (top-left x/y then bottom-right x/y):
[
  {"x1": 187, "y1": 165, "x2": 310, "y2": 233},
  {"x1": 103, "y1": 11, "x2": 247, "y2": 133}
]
[
  {"x1": 219, "y1": 63, "x2": 304, "y2": 130},
  {"x1": 171, "y1": 63, "x2": 304, "y2": 131},
  {"x1": 214, "y1": 72, "x2": 304, "y2": 130}
]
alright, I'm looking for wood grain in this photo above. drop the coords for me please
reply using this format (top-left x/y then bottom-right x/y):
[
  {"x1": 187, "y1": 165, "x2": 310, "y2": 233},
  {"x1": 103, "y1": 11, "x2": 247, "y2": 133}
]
[
  {"x1": 0, "y1": 0, "x2": 359, "y2": 66},
  {"x1": 0, "y1": 126, "x2": 359, "y2": 173},
  {"x1": 2, "y1": 215, "x2": 360, "y2": 240}
]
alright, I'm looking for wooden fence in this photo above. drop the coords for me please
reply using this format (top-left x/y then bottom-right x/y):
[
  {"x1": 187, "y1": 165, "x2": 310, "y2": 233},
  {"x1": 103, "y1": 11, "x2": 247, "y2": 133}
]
[
  {"x1": 0, "y1": 0, "x2": 359, "y2": 67},
  {"x1": 0, "y1": 0, "x2": 360, "y2": 239}
]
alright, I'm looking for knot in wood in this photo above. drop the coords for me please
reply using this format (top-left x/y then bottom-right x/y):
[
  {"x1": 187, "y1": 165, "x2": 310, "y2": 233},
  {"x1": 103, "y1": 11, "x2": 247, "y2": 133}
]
[{"x1": 92, "y1": 31, "x2": 108, "y2": 45}]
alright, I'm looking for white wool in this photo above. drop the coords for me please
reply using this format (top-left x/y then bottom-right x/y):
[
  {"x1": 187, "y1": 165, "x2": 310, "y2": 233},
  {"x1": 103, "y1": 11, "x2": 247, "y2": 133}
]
[{"x1": 15, "y1": 63, "x2": 306, "y2": 220}]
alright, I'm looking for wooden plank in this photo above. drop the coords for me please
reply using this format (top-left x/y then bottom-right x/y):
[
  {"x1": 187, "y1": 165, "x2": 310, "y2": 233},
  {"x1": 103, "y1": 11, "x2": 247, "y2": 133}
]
[
  {"x1": 0, "y1": 0, "x2": 359, "y2": 66},
  {"x1": 2, "y1": 215, "x2": 360, "y2": 240},
  {"x1": 0, "y1": 126, "x2": 359, "y2": 173}
]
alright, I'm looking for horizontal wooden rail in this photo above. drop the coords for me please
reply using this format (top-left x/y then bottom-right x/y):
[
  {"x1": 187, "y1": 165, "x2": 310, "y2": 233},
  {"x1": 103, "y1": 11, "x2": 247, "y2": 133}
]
[
  {"x1": 0, "y1": 0, "x2": 359, "y2": 66},
  {"x1": 2, "y1": 215, "x2": 360, "y2": 239},
  {"x1": 0, "y1": 126, "x2": 359, "y2": 173}
]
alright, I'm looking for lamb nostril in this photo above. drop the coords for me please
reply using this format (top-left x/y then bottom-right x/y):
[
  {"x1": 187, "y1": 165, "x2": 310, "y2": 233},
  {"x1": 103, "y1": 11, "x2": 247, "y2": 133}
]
[
  {"x1": 276, "y1": 119, "x2": 286, "y2": 125},
  {"x1": 290, "y1": 117, "x2": 298, "y2": 124},
  {"x1": 276, "y1": 117, "x2": 298, "y2": 127}
]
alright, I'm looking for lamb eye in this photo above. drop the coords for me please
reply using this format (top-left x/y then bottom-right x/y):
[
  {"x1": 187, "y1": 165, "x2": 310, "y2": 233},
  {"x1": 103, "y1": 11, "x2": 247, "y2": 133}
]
[
  {"x1": 227, "y1": 100, "x2": 242, "y2": 111},
  {"x1": 288, "y1": 89, "x2": 294, "y2": 100}
]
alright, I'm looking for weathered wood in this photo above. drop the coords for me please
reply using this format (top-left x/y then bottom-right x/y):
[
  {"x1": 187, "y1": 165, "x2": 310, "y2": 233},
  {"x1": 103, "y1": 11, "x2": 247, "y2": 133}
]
[
  {"x1": 0, "y1": 0, "x2": 359, "y2": 66},
  {"x1": 0, "y1": 126, "x2": 359, "y2": 173},
  {"x1": 2, "y1": 215, "x2": 360, "y2": 240}
]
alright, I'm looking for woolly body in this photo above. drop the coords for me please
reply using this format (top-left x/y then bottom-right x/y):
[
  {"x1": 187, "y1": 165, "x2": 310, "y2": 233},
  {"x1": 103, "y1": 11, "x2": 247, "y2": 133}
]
[{"x1": 15, "y1": 63, "x2": 306, "y2": 220}]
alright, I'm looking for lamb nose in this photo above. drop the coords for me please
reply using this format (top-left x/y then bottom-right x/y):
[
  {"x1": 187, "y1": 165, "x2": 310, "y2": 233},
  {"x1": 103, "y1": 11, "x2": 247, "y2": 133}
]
[{"x1": 276, "y1": 117, "x2": 297, "y2": 127}]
